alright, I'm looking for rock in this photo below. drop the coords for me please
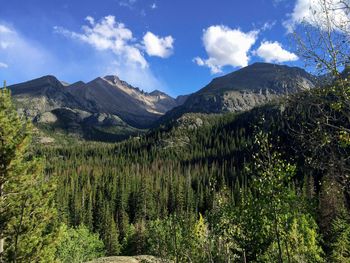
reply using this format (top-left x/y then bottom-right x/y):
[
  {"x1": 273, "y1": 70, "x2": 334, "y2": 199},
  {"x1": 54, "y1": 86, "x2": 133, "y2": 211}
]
[
  {"x1": 34, "y1": 112, "x2": 57, "y2": 124},
  {"x1": 86, "y1": 255, "x2": 169, "y2": 263},
  {"x1": 8, "y1": 74, "x2": 187, "y2": 130},
  {"x1": 38, "y1": 136, "x2": 55, "y2": 144}
]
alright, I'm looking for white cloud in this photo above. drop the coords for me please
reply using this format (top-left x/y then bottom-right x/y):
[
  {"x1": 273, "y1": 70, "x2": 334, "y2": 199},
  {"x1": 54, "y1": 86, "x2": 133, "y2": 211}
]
[
  {"x1": 54, "y1": 15, "x2": 148, "y2": 68},
  {"x1": 193, "y1": 57, "x2": 205, "y2": 66},
  {"x1": 85, "y1": 16, "x2": 95, "y2": 25},
  {"x1": 54, "y1": 16, "x2": 172, "y2": 91},
  {"x1": 0, "y1": 62, "x2": 8, "y2": 68},
  {"x1": 255, "y1": 41, "x2": 298, "y2": 63},
  {"x1": 284, "y1": 0, "x2": 350, "y2": 32},
  {"x1": 143, "y1": 32, "x2": 174, "y2": 58},
  {"x1": 194, "y1": 25, "x2": 258, "y2": 74},
  {"x1": 151, "y1": 3, "x2": 157, "y2": 9}
]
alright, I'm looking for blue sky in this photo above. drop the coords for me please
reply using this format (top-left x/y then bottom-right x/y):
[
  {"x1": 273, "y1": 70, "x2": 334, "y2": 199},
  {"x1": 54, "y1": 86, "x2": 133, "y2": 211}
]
[{"x1": 0, "y1": 0, "x2": 318, "y2": 96}]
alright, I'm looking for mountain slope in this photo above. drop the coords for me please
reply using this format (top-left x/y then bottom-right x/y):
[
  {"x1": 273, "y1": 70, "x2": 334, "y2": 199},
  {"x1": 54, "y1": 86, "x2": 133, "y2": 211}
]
[
  {"x1": 9, "y1": 75, "x2": 185, "y2": 142},
  {"x1": 10, "y1": 75, "x2": 83, "y2": 116},
  {"x1": 160, "y1": 63, "x2": 317, "y2": 124},
  {"x1": 65, "y1": 75, "x2": 181, "y2": 127}
]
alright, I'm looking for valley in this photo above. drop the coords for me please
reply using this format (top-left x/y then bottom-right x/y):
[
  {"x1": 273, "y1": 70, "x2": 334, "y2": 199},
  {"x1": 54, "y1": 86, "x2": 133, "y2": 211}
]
[{"x1": 2, "y1": 1, "x2": 350, "y2": 262}]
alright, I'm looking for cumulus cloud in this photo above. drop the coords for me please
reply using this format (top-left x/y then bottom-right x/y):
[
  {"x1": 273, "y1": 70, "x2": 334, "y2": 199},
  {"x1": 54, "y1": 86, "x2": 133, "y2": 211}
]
[
  {"x1": 55, "y1": 15, "x2": 148, "y2": 68},
  {"x1": 284, "y1": 0, "x2": 350, "y2": 32},
  {"x1": 54, "y1": 16, "x2": 173, "y2": 91},
  {"x1": 143, "y1": 32, "x2": 174, "y2": 58},
  {"x1": 151, "y1": 3, "x2": 157, "y2": 9},
  {"x1": 194, "y1": 25, "x2": 258, "y2": 74},
  {"x1": 255, "y1": 41, "x2": 298, "y2": 63},
  {"x1": 55, "y1": 16, "x2": 174, "y2": 67}
]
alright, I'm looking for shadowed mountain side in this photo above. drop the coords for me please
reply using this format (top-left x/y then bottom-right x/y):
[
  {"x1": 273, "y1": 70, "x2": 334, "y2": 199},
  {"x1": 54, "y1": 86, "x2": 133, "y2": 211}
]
[{"x1": 157, "y1": 63, "x2": 318, "y2": 126}]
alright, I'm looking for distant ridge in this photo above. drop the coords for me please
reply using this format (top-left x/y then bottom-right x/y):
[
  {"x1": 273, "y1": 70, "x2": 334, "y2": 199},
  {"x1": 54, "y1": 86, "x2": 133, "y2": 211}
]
[
  {"x1": 9, "y1": 75, "x2": 186, "y2": 128},
  {"x1": 159, "y1": 62, "x2": 318, "y2": 123},
  {"x1": 8, "y1": 74, "x2": 188, "y2": 141},
  {"x1": 8, "y1": 63, "x2": 318, "y2": 142}
]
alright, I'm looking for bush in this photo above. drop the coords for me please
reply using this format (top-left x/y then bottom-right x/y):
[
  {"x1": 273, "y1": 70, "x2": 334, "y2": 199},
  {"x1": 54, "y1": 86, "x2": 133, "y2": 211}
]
[{"x1": 56, "y1": 224, "x2": 105, "y2": 263}]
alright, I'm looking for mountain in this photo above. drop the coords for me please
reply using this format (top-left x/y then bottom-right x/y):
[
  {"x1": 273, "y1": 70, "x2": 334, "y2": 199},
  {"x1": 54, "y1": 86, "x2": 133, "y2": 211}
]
[
  {"x1": 65, "y1": 75, "x2": 183, "y2": 127},
  {"x1": 9, "y1": 75, "x2": 186, "y2": 142},
  {"x1": 8, "y1": 63, "x2": 317, "y2": 142},
  {"x1": 160, "y1": 63, "x2": 318, "y2": 123}
]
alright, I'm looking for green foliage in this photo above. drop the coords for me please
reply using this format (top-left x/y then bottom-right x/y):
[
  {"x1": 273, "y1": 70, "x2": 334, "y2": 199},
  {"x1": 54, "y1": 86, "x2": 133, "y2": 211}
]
[
  {"x1": 260, "y1": 214, "x2": 324, "y2": 263},
  {"x1": 56, "y1": 224, "x2": 105, "y2": 263},
  {"x1": 206, "y1": 131, "x2": 324, "y2": 262},
  {"x1": 0, "y1": 86, "x2": 58, "y2": 262},
  {"x1": 31, "y1": 82, "x2": 350, "y2": 261},
  {"x1": 329, "y1": 211, "x2": 350, "y2": 262},
  {"x1": 146, "y1": 213, "x2": 208, "y2": 262},
  {"x1": 251, "y1": 132, "x2": 324, "y2": 263}
]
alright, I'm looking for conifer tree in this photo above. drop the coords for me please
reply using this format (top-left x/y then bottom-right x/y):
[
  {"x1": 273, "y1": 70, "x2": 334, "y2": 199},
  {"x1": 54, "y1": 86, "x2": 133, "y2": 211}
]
[
  {"x1": 0, "y1": 85, "x2": 57, "y2": 262},
  {"x1": 330, "y1": 211, "x2": 350, "y2": 262}
]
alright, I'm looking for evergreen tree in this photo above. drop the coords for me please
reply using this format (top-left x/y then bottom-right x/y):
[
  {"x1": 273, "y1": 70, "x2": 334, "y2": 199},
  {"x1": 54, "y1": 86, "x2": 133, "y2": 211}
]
[
  {"x1": 0, "y1": 85, "x2": 58, "y2": 262},
  {"x1": 329, "y1": 211, "x2": 350, "y2": 262}
]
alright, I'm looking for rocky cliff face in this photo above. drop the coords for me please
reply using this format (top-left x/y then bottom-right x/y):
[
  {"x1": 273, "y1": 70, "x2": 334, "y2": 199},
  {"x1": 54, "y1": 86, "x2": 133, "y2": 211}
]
[
  {"x1": 9, "y1": 75, "x2": 186, "y2": 141},
  {"x1": 161, "y1": 63, "x2": 317, "y2": 122},
  {"x1": 9, "y1": 75, "x2": 184, "y2": 126},
  {"x1": 8, "y1": 63, "x2": 317, "y2": 142},
  {"x1": 65, "y1": 75, "x2": 183, "y2": 127},
  {"x1": 10, "y1": 75, "x2": 83, "y2": 117}
]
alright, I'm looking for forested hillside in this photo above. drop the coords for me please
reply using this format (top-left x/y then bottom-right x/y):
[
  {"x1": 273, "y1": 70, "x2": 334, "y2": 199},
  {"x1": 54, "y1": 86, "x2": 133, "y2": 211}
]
[{"x1": 35, "y1": 80, "x2": 350, "y2": 262}]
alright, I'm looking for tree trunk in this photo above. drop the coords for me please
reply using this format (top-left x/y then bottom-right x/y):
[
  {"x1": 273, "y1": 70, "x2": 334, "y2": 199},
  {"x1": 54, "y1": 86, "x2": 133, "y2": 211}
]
[{"x1": 285, "y1": 240, "x2": 291, "y2": 263}]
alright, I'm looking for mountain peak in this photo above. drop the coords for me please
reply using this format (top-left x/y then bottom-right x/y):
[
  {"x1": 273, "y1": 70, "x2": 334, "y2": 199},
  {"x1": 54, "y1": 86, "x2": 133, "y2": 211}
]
[
  {"x1": 202, "y1": 63, "x2": 315, "y2": 95},
  {"x1": 160, "y1": 63, "x2": 318, "y2": 121},
  {"x1": 103, "y1": 75, "x2": 121, "y2": 84},
  {"x1": 9, "y1": 75, "x2": 64, "y2": 96},
  {"x1": 32, "y1": 75, "x2": 62, "y2": 85},
  {"x1": 149, "y1": 90, "x2": 169, "y2": 97}
]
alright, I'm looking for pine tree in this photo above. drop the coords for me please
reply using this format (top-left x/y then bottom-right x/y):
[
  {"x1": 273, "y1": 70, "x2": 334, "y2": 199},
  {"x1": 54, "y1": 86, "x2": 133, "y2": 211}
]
[
  {"x1": 0, "y1": 85, "x2": 57, "y2": 262},
  {"x1": 329, "y1": 211, "x2": 350, "y2": 263}
]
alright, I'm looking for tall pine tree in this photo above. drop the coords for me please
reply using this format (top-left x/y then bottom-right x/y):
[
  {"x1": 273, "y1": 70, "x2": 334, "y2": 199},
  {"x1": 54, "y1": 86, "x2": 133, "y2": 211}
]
[{"x1": 0, "y1": 84, "x2": 57, "y2": 262}]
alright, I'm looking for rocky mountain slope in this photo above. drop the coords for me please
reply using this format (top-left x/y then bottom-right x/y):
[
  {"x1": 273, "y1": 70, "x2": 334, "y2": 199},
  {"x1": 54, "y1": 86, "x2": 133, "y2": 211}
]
[
  {"x1": 8, "y1": 62, "x2": 318, "y2": 142},
  {"x1": 65, "y1": 75, "x2": 183, "y2": 127},
  {"x1": 9, "y1": 75, "x2": 186, "y2": 141},
  {"x1": 160, "y1": 63, "x2": 318, "y2": 124}
]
